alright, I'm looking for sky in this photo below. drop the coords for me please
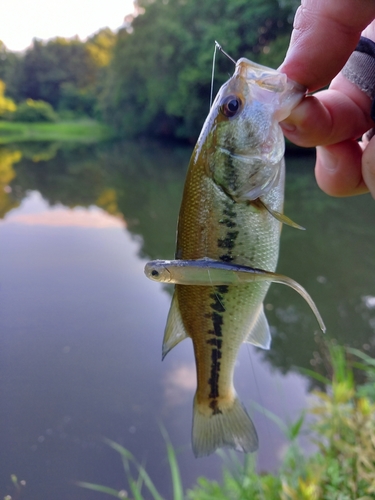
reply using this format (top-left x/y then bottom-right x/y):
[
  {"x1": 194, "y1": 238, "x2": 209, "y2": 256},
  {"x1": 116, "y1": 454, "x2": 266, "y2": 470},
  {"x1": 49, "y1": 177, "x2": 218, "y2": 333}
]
[{"x1": 1, "y1": 0, "x2": 136, "y2": 52}]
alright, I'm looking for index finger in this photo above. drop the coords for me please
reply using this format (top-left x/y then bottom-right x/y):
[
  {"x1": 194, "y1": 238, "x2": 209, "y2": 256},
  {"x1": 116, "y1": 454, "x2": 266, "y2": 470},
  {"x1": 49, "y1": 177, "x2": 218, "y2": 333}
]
[{"x1": 279, "y1": 0, "x2": 375, "y2": 91}]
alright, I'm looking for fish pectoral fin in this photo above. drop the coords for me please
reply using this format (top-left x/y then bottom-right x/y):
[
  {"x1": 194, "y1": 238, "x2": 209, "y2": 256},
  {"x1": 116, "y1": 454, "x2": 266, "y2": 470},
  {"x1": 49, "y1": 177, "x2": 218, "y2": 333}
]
[
  {"x1": 255, "y1": 199, "x2": 305, "y2": 230},
  {"x1": 244, "y1": 305, "x2": 271, "y2": 350},
  {"x1": 162, "y1": 293, "x2": 188, "y2": 360}
]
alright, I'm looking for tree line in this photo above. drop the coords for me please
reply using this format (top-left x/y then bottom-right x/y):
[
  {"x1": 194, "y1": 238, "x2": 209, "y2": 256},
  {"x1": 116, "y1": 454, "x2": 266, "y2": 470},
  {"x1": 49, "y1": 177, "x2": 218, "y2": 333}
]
[{"x1": 0, "y1": 0, "x2": 298, "y2": 140}]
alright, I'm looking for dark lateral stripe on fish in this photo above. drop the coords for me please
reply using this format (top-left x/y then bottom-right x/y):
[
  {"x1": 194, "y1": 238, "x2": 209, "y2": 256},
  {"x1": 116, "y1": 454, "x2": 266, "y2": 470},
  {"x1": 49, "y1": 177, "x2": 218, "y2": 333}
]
[
  {"x1": 222, "y1": 145, "x2": 239, "y2": 193},
  {"x1": 208, "y1": 347, "x2": 221, "y2": 399},
  {"x1": 219, "y1": 254, "x2": 234, "y2": 262},
  {"x1": 210, "y1": 311, "x2": 224, "y2": 337},
  {"x1": 219, "y1": 218, "x2": 237, "y2": 228},
  {"x1": 206, "y1": 338, "x2": 223, "y2": 348},
  {"x1": 208, "y1": 309, "x2": 223, "y2": 403},
  {"x1": 223, "y1": 205, "x2": 236, "y2": 218},
  {"x1": 209, "y1": 399, "x2": 222, "y2": 415},
  {"x1": 209, "y1": 292, "x2": 225, "y2": 312},
  {"x1": 207, "y1": 285, "x2": 229, "y2": 412},
  {"x1": 217, "y1": 231, "x2": 239, "y2": 249},
  {"x1": 219, "y1": 200, "x2": 238, "y2": 262}
]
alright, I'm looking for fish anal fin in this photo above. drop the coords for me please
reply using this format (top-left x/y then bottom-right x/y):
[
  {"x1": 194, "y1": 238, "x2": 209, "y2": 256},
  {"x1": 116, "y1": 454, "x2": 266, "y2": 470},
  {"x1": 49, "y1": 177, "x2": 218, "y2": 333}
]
[
  {"x1": 192, "y1": 394, "x2": 258, "y2": 457},
  {"x1": 245, "y1": 305, "x2": 272, "y2": 350},
  {"x1": 162, "y1": 292, "x2": 188, "y2": 360}
]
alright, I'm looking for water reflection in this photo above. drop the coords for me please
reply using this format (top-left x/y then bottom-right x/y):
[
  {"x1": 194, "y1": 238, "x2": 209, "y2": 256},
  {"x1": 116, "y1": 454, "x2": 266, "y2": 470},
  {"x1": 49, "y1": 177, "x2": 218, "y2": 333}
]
[
  {"x1": 4, "y1": 192, "x2": 125, "y2": 228},
  {"x1": 0, "y1": 141, "x2": 374, "y2": 499}
]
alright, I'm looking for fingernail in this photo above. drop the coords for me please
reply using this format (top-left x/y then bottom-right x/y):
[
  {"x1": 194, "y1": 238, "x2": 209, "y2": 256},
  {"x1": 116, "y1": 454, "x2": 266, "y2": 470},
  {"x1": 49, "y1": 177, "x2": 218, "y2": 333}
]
[
  {"x1": 317, "y1": 146, "x2": 338, "y2": 173},
  {"x1": 280, "y1": 122, "x2": 296, "y2": 133}
]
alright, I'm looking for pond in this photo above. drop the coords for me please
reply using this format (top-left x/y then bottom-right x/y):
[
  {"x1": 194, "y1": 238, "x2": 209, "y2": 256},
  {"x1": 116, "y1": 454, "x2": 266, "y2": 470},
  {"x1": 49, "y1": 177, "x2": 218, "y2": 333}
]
[{"x1": 1, "y1": 140, "x2": 375, "y2": 499}]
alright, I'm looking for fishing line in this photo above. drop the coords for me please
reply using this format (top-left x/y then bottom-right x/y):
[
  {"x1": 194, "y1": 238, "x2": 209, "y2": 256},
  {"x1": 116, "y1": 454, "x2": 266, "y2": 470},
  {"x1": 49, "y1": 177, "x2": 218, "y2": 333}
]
[
  {"x1": 207, "y1": 267, "x2": 226, "y2": 311},
  {"x1": 215, "y1": 41, "x2": 236, "y2": 65},
  {"x1": 210, "y1": 42, "x2": 219, "y2": 109},
  {"x1": 245, "y1": 343, "x2": 269, "y2": 500},
  {"x1": 210, "y1": 41, "x2": 237, "y2": 109}
]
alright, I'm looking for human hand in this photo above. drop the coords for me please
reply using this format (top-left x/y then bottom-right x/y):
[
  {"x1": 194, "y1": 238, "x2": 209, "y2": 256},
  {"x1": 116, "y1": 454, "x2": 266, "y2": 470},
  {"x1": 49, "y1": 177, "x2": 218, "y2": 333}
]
[{"x1": 278, "y1": 0, "x2": 375, "y2": 199}]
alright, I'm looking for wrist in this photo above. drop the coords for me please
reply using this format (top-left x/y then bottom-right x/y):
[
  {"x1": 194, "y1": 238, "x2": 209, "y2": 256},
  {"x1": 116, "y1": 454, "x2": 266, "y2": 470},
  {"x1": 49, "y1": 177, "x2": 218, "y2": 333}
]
[{"x1": 341, "y1": 36, "x2": 375, "y2": 121}]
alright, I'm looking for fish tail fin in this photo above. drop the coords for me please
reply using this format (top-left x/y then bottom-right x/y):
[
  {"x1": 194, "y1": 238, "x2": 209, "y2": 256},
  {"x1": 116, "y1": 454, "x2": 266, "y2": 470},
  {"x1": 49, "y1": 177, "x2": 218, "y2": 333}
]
[{"x1": 192, "y1": 394, "x2": 258, "y2": 458}]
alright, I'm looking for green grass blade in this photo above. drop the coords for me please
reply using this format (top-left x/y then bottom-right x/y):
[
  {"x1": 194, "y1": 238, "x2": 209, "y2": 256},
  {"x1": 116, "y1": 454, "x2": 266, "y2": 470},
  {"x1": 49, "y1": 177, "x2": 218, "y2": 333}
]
[
  {"x1": 287, "y1": 412, "x2": 305, "y2": 441},
  {"x1": 330, "y1": 344, "x2": 353, "y2": 385},
  {"x1": 160, "y1": 425, "x2": 184, "y2": 500},
  {"x1": 297, "y1": 367, "x2": 330, "y2": 385},
  {"x1": 107, "y1": 438, "x2": 164, "y2": 500},
  {"x1": 351, "y1": 361, "x2": 375, "y2": 373},
  {"x1": 103, "y1": 438, "x2": 135, "y2": 461},
  {"x1": 77, "y1": 481, "x2": 124, "y2": 498},
  {"x1": 252, "y1": 400, "x2": 287, "y2": 435},
  {"x1": 347, "y1": 347, "x2": 375, "y2": 367},
  {"x1": 136, "y1": 464, "x2": 165, "y2": 500},
  {"x1": 126, "y1": 474, "x2": 145, "y2": 500}
]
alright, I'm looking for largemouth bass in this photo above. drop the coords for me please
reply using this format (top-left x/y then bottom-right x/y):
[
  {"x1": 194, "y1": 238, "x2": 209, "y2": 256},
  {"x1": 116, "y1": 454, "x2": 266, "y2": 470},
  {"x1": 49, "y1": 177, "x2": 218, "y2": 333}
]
[{"x1": 146, "y1": 58, "x2": 312, "y2": 457}]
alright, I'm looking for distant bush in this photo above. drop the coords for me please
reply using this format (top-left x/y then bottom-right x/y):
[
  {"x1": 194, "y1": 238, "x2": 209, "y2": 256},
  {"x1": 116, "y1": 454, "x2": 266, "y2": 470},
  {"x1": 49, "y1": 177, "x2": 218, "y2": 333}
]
[{"x1": 12, "y1": 99, "x2": 58, "y2": 122}]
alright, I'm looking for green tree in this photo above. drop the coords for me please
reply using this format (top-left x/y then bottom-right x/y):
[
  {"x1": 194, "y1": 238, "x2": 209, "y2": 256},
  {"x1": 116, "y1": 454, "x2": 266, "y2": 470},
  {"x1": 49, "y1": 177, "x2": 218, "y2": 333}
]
[
  {"x1": 99, "y1": 0, "x2": 297, "y2": 140},
  {"x1": 14, "y1": 34, "x2": 115, "y2": 116},
  {"x1": 0, "y1": 41, "x2": 23, "y2": 101},
  {"x1": 18, "y1": 38, "x2": 97, "y2": 107},
  {"x1": 86, "y1": 28, "x2": 116, "y2": 68}
]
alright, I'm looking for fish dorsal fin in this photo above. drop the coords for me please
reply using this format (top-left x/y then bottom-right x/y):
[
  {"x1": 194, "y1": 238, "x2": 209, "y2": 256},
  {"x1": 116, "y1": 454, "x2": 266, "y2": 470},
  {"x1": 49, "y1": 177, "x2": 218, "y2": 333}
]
[
  {"x1": 162, "y1": 292, "x2": 188, "y2": 360},
  {"x1": 244, "y1": 305, "x2": 271, "y2": 350}
]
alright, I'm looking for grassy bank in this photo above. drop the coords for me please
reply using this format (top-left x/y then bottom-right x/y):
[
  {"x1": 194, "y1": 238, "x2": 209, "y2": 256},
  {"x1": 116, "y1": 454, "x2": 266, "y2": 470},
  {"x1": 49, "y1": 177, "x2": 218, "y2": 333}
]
[
  {"x1": 76, "y1": 345, "x2": 375, "y2": 500},
  {"x1": 0, "y1": 119, "x2": 115, "y2": 144}
]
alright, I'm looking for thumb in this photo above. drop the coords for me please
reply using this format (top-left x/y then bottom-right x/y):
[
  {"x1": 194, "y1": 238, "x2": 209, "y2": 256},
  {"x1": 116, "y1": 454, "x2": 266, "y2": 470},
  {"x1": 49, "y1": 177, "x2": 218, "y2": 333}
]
[{"x1": 362, "y1": 132, "x2": 375, "y2": 199}]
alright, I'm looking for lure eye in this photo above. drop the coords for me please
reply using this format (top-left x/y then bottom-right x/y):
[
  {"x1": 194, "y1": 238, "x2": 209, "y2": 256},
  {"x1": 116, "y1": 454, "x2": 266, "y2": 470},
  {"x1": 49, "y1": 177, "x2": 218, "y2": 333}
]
[{"x1": 220, "y1": 95, "x2": 241, "y2": 118}]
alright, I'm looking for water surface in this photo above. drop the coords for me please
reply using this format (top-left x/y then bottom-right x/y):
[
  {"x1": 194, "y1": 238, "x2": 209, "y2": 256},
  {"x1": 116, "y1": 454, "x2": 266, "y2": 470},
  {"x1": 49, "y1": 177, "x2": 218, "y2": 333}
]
[{"x1": 0, "y1": 141, "x2": 374, "y2": 499}]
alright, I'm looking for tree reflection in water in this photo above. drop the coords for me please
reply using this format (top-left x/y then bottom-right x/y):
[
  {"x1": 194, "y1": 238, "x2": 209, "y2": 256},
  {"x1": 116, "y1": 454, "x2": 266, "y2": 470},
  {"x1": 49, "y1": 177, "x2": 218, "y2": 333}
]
[{"x1": 3, "y1": 140, "x2": 375, "y2": 380}]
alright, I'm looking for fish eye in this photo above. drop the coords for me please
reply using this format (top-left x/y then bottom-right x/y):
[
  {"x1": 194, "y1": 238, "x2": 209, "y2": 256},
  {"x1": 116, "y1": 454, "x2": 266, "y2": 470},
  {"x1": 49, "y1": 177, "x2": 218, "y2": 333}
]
[
  {"x1": 151, "y1": 270, "x2": 159, "y2": 277},
  {"x1": 220, "y1": 95, "x2": 242, "y2": 118}
]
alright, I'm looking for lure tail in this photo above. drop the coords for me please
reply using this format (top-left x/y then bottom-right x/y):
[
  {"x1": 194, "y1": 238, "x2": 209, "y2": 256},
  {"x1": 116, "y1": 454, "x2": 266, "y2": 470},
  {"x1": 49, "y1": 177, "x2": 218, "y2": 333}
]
[{"x1": 192, "y1": 394, "x2": 258, "y2": 457}]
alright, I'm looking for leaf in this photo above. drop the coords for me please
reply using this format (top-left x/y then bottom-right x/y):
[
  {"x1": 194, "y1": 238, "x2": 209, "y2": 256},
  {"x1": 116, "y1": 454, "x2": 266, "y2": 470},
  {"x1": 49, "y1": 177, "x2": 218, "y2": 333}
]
[
  {"x1": 297, "y1": 367, "x2": 330, "y2": 386},
  {"x1": 103, "y1": 438, "x2": 135, "y2": 461},
  {"x1": 160, "y1": 425, "x2": 184, "y2": 500},
  {"x1": 136, "y1": 464, "x2": 164, "y2": 500},
  {"x1": 347, "y1": 347, "x2": 375, "y2": 368},
  {"x1": 77, "y1": 481, "x2": 125, "y2": 498},
  {"x1": 287, "y1": 413, "x2": 305, "y2": 441},
  {"x1": 252, "y1": 400, "x2": 287, "y2": 435}
]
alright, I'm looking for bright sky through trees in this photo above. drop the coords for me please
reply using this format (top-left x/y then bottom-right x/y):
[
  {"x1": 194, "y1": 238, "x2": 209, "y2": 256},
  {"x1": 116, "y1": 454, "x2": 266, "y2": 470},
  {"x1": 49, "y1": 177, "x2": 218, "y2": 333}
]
[{"x1": 1, "y1": 0, "x2": 135, "y2": 51}]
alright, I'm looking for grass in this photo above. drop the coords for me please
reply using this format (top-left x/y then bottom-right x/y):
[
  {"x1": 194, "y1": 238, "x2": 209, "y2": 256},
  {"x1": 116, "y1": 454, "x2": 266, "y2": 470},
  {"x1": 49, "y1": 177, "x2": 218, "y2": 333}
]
[
  {"x1": 77, "y1": 345, "x2": 375, "y2": 500},
  {"x1": 77, "y1": 427, "x2": 183, "y2": 500},
  {"x1": 0, "y1": 119, "x2": 115, "y2": 144}
]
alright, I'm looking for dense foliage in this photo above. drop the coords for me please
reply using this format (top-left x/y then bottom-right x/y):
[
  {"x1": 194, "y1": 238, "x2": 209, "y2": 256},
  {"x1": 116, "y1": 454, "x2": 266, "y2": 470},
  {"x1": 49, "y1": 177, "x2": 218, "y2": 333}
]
[
  {"x1": 99, "y1": 0, "x2": 297, "y2": 139},
  {"x1": 0, "y1": 29, "x2": 115, "y2": 119},
  {"x1": 0, "y1": 0, "x2": 298, "y2": 139},
  {"x1": 11, "y1": 99, "x2": 58, "y2": 122}
]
